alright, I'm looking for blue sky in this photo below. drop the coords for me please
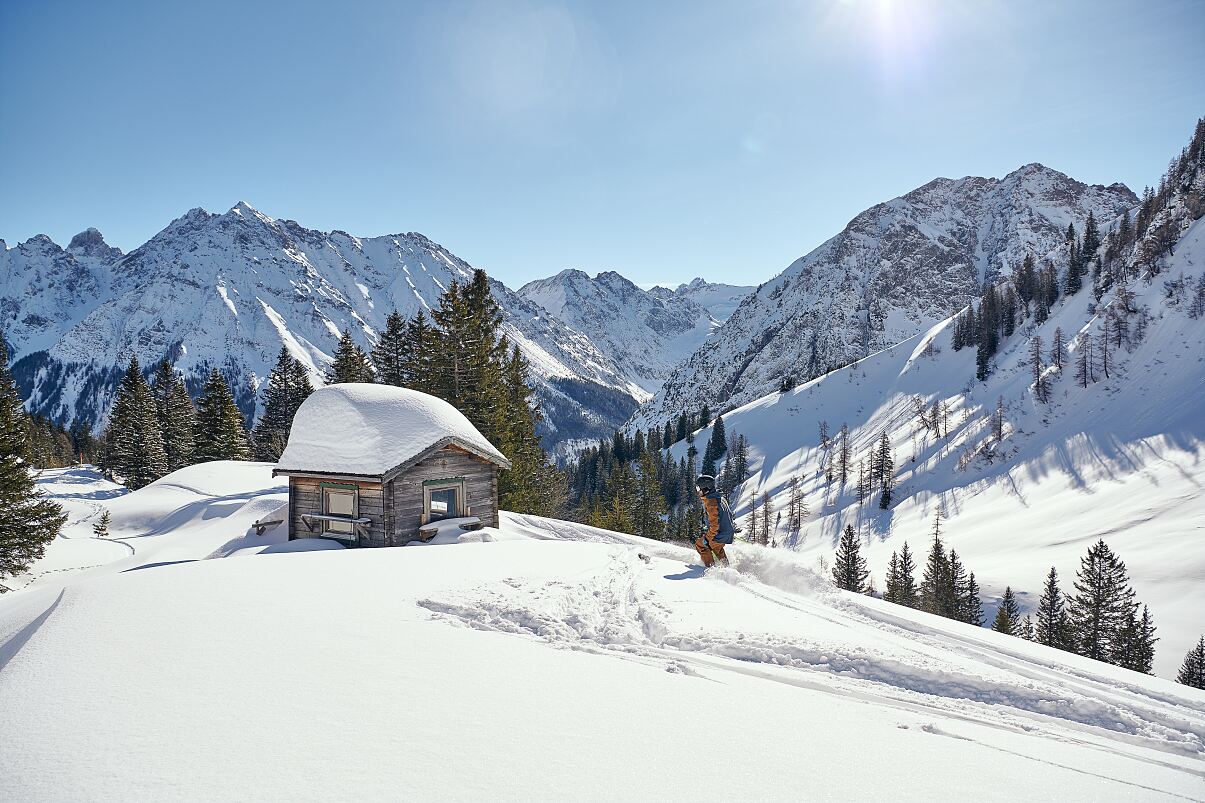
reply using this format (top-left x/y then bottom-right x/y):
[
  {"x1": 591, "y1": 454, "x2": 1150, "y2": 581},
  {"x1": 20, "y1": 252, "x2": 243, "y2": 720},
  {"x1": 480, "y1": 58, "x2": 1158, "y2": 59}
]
[{"x1": 2, "y1": 0, "x2": 1202, "y2": 289}]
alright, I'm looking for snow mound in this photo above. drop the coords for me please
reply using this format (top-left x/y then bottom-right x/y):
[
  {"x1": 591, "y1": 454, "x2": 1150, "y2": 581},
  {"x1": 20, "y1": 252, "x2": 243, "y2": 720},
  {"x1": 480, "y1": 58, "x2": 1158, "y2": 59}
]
[{"x1": 275, "y1": 383, "x2": 510, "y2": 476}]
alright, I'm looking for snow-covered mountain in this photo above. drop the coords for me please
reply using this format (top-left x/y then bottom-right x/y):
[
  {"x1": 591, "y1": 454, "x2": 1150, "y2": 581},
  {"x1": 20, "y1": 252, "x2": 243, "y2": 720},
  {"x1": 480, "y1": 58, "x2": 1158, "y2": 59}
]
[
  {"x1": 640, "y1": 164, "x2": 1137, "y2": 426},
  {"x1": 1, "y1": 204, "x2": 647, "y2": 446},
  {"x1": 4, "y1": 462, "x2": 1202, "y2": 799},
  {"x1": 517, "y1": 270, "x2": 751, "y2": 394},
  {"x1": 648, "y1": 276, "x2": 752, "y2": 324},
  {"x1": 664, "y1": 143, "x2": 1205, "y2": 678}
]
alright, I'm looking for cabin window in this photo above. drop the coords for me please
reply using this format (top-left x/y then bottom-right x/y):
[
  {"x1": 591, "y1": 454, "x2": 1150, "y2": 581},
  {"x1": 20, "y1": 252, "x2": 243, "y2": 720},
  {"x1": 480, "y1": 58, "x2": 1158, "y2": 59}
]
[
  {"x1": 323, "y1": 486, "x2": 358, "y2": 535},
  {"x1": 423, "y1": 479, "x2": 465, "y2": 523}
]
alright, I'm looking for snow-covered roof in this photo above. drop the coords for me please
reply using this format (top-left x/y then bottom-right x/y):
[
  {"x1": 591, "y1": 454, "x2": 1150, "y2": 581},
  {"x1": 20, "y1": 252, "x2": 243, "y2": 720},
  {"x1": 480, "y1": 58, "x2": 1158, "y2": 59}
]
[{"x1": 275, "y1": 383, "x2": 510, "y2": 478}]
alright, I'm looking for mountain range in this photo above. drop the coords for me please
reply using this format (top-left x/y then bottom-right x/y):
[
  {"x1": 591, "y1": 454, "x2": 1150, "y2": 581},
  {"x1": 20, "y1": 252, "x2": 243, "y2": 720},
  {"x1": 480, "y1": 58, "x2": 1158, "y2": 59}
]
[
  {"x1": 1, "y1": 162, "x2": 1146, "y2": 454},
  {"x1": 637, "y1": 164, "x2": 1137, "y2": 427},
  {"x1": 0, "y1": 205, "x2": 746, "y2": 451}
]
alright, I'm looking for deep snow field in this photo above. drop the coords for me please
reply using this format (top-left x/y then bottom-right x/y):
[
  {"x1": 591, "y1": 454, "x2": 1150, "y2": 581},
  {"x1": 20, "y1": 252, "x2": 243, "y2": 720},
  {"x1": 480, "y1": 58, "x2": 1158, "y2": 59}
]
[
  {"x1": 670, "y1": 216, "x2": 1205, "y2": 680},
  {"x1": 2, "y1": 462, "x2": 1204, "y2": 800}
]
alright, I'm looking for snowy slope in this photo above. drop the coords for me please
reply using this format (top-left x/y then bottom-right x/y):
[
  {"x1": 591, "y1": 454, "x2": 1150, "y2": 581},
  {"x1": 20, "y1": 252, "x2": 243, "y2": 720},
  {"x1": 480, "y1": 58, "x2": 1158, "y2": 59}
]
[
  {"x1": 664, "y1": 206, "x2": 1205, "y2": 679},
  {"x1": 518, "y1": 270, "x2": 750, "y2": 393},
  {"x1": 648, "y1": 276, "x2": 753, "y2": 323},
  {"x1": 1, "y1": 463, "x2": 1203, "y2": 800},
  {"x1": 2, "y1": 204, "x2": 644, "y2": 447},
  {"x1": 640, "y1": 164, "x2": 1137, "y2": 427}
]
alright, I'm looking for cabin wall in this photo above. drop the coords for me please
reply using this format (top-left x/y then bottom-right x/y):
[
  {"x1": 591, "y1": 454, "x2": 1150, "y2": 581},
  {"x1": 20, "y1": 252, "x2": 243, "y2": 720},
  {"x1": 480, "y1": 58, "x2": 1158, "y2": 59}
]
[
  {"x1": 288, "y1": 477, "x2": 387, "y2": 548},
  {"x1": 391, "y1": 447, "x2": 499, "y2": 544}
]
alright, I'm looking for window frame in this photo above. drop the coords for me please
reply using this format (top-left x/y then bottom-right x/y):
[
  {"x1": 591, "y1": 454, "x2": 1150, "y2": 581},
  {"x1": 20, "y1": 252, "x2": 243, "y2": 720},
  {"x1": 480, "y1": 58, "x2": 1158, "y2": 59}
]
[
  {"x1": 321, "y1": 482, "x2": 360, "y2": 535},
  {"x1": 422, "y1": 477, "x2": 466, "y2": 524}
]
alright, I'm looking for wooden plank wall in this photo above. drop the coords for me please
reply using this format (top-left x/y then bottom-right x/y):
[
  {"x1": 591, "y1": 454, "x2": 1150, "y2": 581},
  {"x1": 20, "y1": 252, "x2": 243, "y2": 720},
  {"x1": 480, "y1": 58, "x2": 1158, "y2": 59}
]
[
  {"x1": 288, "y1": 477, "x2": 386, "y2": 547},
  {"x1": 392, "y1": 447, "x2": 499, "y2": 544}
]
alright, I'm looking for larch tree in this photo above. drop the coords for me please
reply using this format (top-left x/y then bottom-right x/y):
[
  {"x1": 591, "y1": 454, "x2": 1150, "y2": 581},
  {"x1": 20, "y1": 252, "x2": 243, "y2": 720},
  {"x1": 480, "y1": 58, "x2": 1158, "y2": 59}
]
[
  {"x1": 1030, "y1": 335, "x2": 1048, "y2": 403},
  {"x1": 836, "y1": 423, "x2": 851, "y2": 485},
  {"x1": 0, "y1": 336, "x2": 67, "y2": 588},
  {"x1": 1050, "y1": 327, "x2": 1066, "y2": 371}
]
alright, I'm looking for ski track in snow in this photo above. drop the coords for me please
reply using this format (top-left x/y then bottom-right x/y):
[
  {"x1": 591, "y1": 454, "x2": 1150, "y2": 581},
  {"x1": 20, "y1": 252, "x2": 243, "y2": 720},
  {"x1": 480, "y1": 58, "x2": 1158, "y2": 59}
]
[{"x1": 418, "y1": 538, "x2": 1205, "y2": 787}]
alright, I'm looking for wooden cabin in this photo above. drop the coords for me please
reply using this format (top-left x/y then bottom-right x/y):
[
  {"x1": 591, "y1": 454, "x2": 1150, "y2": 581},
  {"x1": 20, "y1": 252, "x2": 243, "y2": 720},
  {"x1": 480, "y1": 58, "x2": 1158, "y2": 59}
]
[{"x1": 273, "y1": 383, "x2": 511, "y2": 547}]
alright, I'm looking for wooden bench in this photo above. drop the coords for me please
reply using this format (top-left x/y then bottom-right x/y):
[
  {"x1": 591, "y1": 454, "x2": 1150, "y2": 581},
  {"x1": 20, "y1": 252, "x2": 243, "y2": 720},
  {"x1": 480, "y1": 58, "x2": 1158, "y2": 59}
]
[{"x1": 300, "y1": 513, "x2": 373, "y2": 543}]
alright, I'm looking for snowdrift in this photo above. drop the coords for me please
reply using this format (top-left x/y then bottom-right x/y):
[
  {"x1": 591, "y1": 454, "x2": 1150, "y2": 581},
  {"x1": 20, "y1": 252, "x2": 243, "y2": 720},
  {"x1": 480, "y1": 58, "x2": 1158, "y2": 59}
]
[{"x1": 2, "y1": 468, "x2": 1204, "y2": 800}]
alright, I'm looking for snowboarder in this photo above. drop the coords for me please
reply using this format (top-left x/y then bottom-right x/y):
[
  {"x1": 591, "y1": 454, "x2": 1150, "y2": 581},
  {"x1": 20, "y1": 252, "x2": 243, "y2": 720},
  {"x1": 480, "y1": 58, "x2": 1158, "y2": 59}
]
[{"x1": 694, "y1": 474, "x2": 734, "y2": 568}]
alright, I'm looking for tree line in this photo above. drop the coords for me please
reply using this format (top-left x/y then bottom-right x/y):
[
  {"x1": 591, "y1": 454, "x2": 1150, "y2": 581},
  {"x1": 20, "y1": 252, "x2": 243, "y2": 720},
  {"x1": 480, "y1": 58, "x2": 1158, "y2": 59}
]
[
  {"x1": 98, "y1": 269, "x2": 563, "y2": 515},
  {"x1": 827, "y1": 514, "x2": 1205, "y2": 681}
]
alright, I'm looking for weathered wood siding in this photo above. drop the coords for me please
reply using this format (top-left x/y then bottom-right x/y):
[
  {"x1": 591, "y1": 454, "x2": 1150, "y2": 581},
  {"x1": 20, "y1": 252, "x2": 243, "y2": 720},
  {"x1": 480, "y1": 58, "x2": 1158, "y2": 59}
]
[
  {"x1": 391, "y1": 446, "x2": 499, "y2": 544},
  {"x1": 288, "y1": 477, "x2": 387, "y2": 548}
]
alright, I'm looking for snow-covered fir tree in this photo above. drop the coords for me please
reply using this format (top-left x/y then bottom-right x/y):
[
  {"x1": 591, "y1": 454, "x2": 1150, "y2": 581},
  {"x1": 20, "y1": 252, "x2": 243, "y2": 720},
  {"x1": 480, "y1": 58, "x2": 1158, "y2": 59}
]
[{"x1": 92, "y1": 508, "x2": 111, "y2": 539}]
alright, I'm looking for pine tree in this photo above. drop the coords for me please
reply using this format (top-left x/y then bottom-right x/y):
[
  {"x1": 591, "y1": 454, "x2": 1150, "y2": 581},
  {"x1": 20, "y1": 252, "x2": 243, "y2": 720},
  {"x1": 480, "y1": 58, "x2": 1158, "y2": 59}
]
[
  {"x1": 1113, "y1": 604, "x2": 1157, "y2": 674},
  {"x1": 896, "y1": 542, "x2": 919, "y2": 608},
  {"x1": 162, "y1": 374, "x2": 196, "y2": 472},
  {"x1": 832, "y1": 524, "x2": 869, "y2": 592},
  {"x1": 948, "y1": 549, "x2": 968, "y2": 621},
  {"x1": 326, "y1": 329, "x2": 375, "y2": 384},
  {"x1": 1068, "y1": 540, "x2": 1136, "y2": 662},
  {"x1": 1177, "y1": 636, "x2": 1205, "y2": 689},
  {"x1": 252, "y1": 347, "x2": 313, "y2": 461},
  {"x1": 1036, "y1": 567, "x2": 1071, "y2": 650},
  {"x1": 961, "y1": 571, "x2": 984, "y2": 626},
  {"x1": 371, "y1": 310, "x2": 408, "y2": 386},
  {"x1": 992, "y1": 586, "x2": 1021, "y2": 635},
  {"x1": 92, "y1": 509, "x2": 110, "y2": 538},
  {"x1": 400, "y1": 310, "x2": 440, "y2": 396},
  {"x1": 151, "y1": 359, "x2": 196, "y2": 472},
  {"x1": 495, "y1": 343, "x2": 566, "y2": 518},
  {"x1": 633, "y1": 450, "x2": 666, "y2": 541},
  {"x1": 884, "y1": 551, "x2": 903, "y2": 603},
  {"x1": 1018, "y1": 615, "x2": 1035, "y2": 641},
  {"x1": 104, "y1": 356, "x2": 168, "y2": 489},
  {"x1": 194, "y1": 368, "x2": 251, "y2": 462},
  {"x1": 876, "y1": 432, "x2": 893, "y2": 509},
  {"x1": 0, "y1": 337, "x2": 68, "y2": 586},
  {"x1": 919, "y1": 514, "x2": 953, "y2": 616}
]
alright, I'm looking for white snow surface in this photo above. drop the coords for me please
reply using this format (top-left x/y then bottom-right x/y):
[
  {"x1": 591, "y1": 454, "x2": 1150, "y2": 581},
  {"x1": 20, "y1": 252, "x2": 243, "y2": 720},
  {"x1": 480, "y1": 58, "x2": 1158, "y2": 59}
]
[
  {"x1": 665, "y1": 211, "x2": 1205, "y2": 680},
  {"x1": 275, "y1": 383, "x2": 509, "y2": 476},
  {"x1": 2, "y1": 462, "x2": 1203, "y2": 800}
]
